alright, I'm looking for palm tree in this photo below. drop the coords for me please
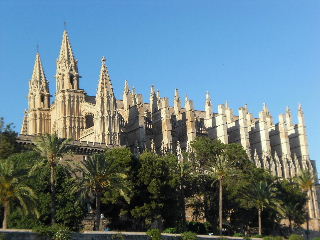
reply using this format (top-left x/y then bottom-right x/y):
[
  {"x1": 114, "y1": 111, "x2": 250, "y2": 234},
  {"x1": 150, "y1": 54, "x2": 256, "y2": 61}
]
[
  {"x1": 243, "y1": 180, "x2": 279, "y2": 235},
  {"x1": 71, "y1": 153, "x2": 129, "y2": 231},
  {"x1": 0, "y1": 159, "x2": 38, "y2": 229},
  {"x1": 295, "y1": 170, "x2": 315, "y2": 238},
  {"x1": 31, "y1": 134, "x2": 71, "y2": 224},
  {"x1": 190, "y1": 137, "x2": 241, "y2": 235},
  {"x1": 211, "y1": 154, "x2": 234, "y2": 235}
]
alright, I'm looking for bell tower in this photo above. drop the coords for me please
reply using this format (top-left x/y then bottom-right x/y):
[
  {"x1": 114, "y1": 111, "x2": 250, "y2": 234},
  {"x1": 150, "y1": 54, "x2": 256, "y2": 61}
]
[
  {"x1": 22, "y1": 52, "x2": 51, "y2": 135},
  {"x1": 52, "y1": 30, "x2": 85, "y2": 139}
]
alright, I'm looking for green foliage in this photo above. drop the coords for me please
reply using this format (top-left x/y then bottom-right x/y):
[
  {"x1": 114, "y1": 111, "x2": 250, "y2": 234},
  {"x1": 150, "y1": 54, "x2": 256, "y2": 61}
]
[
  {"x1": 131, "y1": 152, "x2": 180, "y2": 228},
  {"x1": 146, "y1": 228, "x2": 162, "y2": 240},
  {"x1": 312, "y1": 238, "x2": 320, "y2": 240},
  {"x1": 234, "y1": 233, "x2": 245, "y2": 237},
  {"x1": 252, "y1": 235, "x2": 263, "y2": 238},
  {"x1": 33, "y1": 224, "x2": 71, "y2": 240},
  {"x1": 163, "y1": 228, "x2": 177, "y2": 233},
  {"x1": 276, "y1": 180, "x2": 307, "y2": 227},
  {"x1": 181, "y1": 232, "x2": 197, "y2": 240},
  {"x1": 0, "y1": 117, "x2": 19, "y2": 159},
  {"x1": 288, "y1": 234, "x2": 304, "y2": 240},
  {"x1": 112, "y1": 232, "x2": 125, "y2": 240},
  {"x1": 243, "y1": 237, "x2": 252, "y2": 240},
  {"x1": 6, "y1": 151, "x2": 86, "y2": 230},
  {"x1": 272, "y1": 237, "x2": 283, "y2": 240},
  {"x1": 263, "y1": 237, "x2": 274, "y2": 240},
  {"x1": 0, "y1": 156, "x2": 38, "y2": 228}
]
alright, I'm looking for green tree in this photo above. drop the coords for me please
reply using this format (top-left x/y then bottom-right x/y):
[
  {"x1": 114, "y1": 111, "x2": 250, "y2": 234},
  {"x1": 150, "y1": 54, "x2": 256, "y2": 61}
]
[
  {"x1": 131, "y1": 152, "x2": 179, "y2": 229},
  {"x1": 6, "y1": 151, "x2": 86, "y2": 230},
  {"x1": 71, "y1": 151, "x2": 130, "y2": 231},
  {"x1": 0, "y1": 117, "x2": 19, "y2": 159},
  {"x1": 31, "y1": 134, "x2": 71, "y2": 225},
  {"x1": 190, "y1": 137, "x2": 247, "y2": 234},
  {"x1": 0, "y1": 158, "x2": 38, "y2": 229},
  {"x1": 276, "y1": 180, "x2": 307, "y2": 231},
  {"x1": 242, "y1": 180, "x2": 279, "y2": 235},
  {"x1": 295, "y1": 169, "x2": 316, "y2": 237}
]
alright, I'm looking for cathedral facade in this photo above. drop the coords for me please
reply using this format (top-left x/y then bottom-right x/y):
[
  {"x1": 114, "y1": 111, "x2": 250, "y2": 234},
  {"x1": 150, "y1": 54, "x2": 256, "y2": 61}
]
[{"x1": 20, "y1": 31, "x2": 320, "y2": 227}]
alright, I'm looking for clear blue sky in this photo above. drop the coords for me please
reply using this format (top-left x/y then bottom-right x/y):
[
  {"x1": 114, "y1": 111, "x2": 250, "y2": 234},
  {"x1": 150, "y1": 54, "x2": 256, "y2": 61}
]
[{"x1": 0, "y1": 0, "x2": 319, "y2": 165}]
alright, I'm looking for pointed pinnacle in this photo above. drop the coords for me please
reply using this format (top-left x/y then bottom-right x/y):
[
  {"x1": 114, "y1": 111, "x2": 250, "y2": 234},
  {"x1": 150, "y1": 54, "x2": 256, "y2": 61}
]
[
  {"x1": 286, "y1": 106, "x2": 291, "y2": 113},
  {"x1": 175, "y1": 88, "x2": 179, "y2": 97},
  {"x1": 206, "y1": 91, "x2": 211, "y2": 101},
  {"x1": 101, "y1": 56, "x2": 106, "y2": 64},
  {"x1": 151, "y1": 85, "x2": 155, "y2": 94}
]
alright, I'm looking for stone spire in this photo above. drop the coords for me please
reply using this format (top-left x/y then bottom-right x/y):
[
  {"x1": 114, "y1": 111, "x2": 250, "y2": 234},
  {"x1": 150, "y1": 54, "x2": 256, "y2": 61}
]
[
  {"x1": 150, "y1": 85, "x2": 157, "y2": 113},
  {"x1": 297, "y1": 104, "x2": 310, "y2": 159},
  {"x1": 238, "y1": 105, "x2": 250, "y2": 151},
  {"x1": 161, "y1": 97, "x2": 173, "y2": 152},
  {"x1": 205, "y1": 91, "x2": 212, "y2": 120},
  {"x1": 123, "y1": 80, "x2": 132, "y2": 116},
  {"x1": 216, "y1": 104, "x2": 228, "y2": 143},
  {"x1": 259, "y1": 104, "x2": 271, "y2": 156},
  {"x1": 56, "y1": 30, "x2": 79, "y2": 91},
  {"x1": 96, "y1": 57, "x2": 114, "y2": 98},
  {"x1": 25, "y1": 52, "x2": 51, "y2": 135},
  {"x1": 28, "y1": 52, "x2": 50, "y2": 109},
  {"x1": 285, "y1": 106, "x2": 294, "y2": 128},
  {"x1": 185, "y1": 96, "x2": 196, "y2": 144},
  {"x1": 174, "y1": 89, "x2": 182, "y2": 120},
  {"x1": 95, "y1": 57, "x2": 120, "y2": 145},
  {"x1": 58, "y1": 30, "x2": 77, "y2": 66}
]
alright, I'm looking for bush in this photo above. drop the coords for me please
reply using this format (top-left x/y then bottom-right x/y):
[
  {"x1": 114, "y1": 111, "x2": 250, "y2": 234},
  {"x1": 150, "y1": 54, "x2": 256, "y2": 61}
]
[
  {"x1": 288, "y1": 235, "x2": 304, "y2": 240},
  {"x1": 112, "y1": 233, "x2": 125, "y2": 240},
  {"x1": 163, "y1": 228, "x2": 177, "y2": 234},
  {"x1": 273, "y1": 237, "x2": 283, "y2": 240},
  {"x1": 181, "y1": 232, "x2": 197, "y2": 240},
  {"x1": 243, "y1": 237, "x2": 252, "y2": 240},
  {"x1": 33, "y1": 224, "x2": 71, "y2": 240},
  {"x1": 147, "y1": 229, "x2": 162, "y2": 240},
  {"x1": 263, "y1": 237, "x2": 274, "y2": 240},
  {"x1": 234, "y1": 233, "x2": 245, "y2": 237},
  {"x1": 252, "y1": 235, "x2": 263, "y2": 238},
  {"x1": 312, "y1": 238, "x2": 320, "y2": 240}
]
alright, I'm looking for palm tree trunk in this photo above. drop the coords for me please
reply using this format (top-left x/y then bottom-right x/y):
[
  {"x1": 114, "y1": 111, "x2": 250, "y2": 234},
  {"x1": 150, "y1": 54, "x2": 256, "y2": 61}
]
[
  {"x1": 2, "y1": 201, "x2": 9, "y2": 229},
  {"x1": 306, "y1": 211, "x2": 310, "y2": 240},
  {"x1": 94, "y1": 193, "x2": 101, "y2": 231},
  {"x1": 50, "y1": 165, "x2": 56, "y2": 225},
  {"x1": 258, "y1": 207, "x2": 262, "y2": 236},
  {"x1": 219, "y1": 178, "x2": 223, "y2": 235},
  {"x1": 180, "y1": 181, "x2": 186, "y2": 227}
]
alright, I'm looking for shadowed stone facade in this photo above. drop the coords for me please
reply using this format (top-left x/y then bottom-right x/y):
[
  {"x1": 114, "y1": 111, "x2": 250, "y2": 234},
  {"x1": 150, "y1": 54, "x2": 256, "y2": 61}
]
[{"x1": 20, "y1": 30, "x2": 320, "y2": 229}]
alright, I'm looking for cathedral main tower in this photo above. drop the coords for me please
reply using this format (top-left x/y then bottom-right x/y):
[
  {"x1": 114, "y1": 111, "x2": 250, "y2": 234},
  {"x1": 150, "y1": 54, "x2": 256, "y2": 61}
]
[{"x1": 51, "y1": 31, "x2": 86, "y2": 139}]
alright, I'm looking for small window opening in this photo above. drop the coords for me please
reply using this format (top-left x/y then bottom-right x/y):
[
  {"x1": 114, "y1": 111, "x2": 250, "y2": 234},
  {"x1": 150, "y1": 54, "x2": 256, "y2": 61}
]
[
  {"x1": 85, "y1": 114, "x2": 94, "y2": 128},
  {"x1": 70, "y1": 74, "x2": 74, "y2": 89}
]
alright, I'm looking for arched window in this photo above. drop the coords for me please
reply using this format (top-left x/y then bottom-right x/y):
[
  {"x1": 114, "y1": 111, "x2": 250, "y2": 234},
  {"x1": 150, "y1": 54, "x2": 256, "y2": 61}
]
[{"x1": 85, "y1": 114, "x2": 94, "y2": 128}]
